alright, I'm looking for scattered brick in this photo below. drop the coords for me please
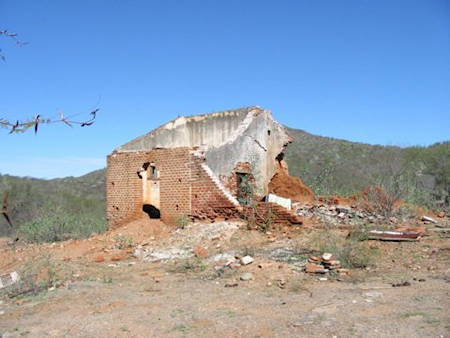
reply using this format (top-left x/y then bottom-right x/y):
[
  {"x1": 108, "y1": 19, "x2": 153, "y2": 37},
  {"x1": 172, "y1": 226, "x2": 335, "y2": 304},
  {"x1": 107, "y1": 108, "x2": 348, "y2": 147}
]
[{"x1": 193, "y1": 246, "x2": 208, "y2": 259}]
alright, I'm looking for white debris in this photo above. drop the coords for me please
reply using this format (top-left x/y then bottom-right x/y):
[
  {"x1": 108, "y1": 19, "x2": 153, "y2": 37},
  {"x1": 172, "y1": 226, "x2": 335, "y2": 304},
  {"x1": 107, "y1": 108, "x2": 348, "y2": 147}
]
[
  {"x1": 322, "y1": 253, "x2": 333, "y2": 261},
  {"x1": 266, "y1": 193, "x2": 291, "y2": 210},
  {"x1": 142, "y1": 248, "x2": 193, "y2": 262},
  {"x1": 240, "y1": 272, "x2": 254, "y2": 281},
  {"x1": 240, "y1": 255, "x2": 254, "y2": 265},
  {"x1": 210, "y1": 252, "x2": 236, "y2": 264},
  {"x1": 364, "y1": 291, "x2": 383, "y2": 298},
  {"x1": 421, "y1": 215, "x2": 437, "y2": 224},
  {"x1": 0, "y1": 271, "x2": 20, "y2": 289}
]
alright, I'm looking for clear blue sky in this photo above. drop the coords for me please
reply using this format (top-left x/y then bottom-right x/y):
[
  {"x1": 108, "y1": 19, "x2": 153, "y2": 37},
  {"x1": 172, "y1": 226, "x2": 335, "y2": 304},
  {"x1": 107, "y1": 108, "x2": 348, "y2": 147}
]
[{"x1": 1, "y1": 0, "x2": 449, "y2": 178}]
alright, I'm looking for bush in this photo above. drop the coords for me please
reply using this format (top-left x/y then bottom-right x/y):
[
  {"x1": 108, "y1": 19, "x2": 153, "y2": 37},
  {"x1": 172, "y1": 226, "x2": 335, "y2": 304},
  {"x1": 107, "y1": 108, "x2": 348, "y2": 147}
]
[
  {"x1": 312, "y1": 225, "x2": 376, "y2": 269},
  {"x1": 18, "y1": 212, "x2": 107, "y2": 243},
  {"x1": 167, "y1": 258, "x2": 207, "y2": 274},
  {"x1": 245, "y1": 203, "x2": 275, "y2": 233},
  {"x1": 113, "y1": 235, "x2": 133, "y2": 249},
  {"x1": 175, "y1": 214, "x2": 190, "y2": 229}
]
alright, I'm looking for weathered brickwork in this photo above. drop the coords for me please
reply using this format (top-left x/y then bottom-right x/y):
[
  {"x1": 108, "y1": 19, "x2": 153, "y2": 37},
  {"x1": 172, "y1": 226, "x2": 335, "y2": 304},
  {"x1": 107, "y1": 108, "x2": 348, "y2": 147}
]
[
  {"x1": 244, "y1": 202, "x2": 303, "y2": 227},
  {"x1": 223, "y1": 162, "x2": 253, "y2": 199},
  {"x1": 107, "y1": 148, "x2": 192, "y2": 227},
  {"x1": 189, "y1": 154, "x2": 239, "y2": 221},
  {"x1": 107, "y1": 152, "x2": 148, "y2": 228},
  {"x1": 107, "y1": 146, "x2": 243, "y2": 227}
]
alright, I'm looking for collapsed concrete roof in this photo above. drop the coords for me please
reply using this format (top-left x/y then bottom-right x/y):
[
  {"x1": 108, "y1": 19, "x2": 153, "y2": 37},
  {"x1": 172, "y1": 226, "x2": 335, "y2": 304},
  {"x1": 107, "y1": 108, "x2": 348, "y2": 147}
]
[
  {"x1": 114, "y1": 105, "x2": 291, "y2": 196},
  {"x1": 116, "y1": 106, "x2": 284, "y2": 151}
]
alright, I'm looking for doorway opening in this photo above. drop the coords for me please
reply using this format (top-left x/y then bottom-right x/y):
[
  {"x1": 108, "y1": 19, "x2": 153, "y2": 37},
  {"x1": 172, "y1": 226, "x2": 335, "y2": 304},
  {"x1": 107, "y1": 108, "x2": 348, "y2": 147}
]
[
  {"x1": 138, "y1": 162, "x2": 161, "y2": 219},
  {"x1": 143, "y1": 204, "x2": 160, "y2": 219},
  {"x1": 237, "y1": 172, "x2": 252, "y2": 206}
]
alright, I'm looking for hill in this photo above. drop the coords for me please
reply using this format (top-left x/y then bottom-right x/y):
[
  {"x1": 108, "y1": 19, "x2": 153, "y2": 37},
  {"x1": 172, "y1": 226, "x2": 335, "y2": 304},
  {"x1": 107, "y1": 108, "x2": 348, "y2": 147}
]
[
  {"x1": 0, "y1": 169, "x2": 106, "y2": 236},
  {"x1": 284, "y1": 127, "x2": 449, "y2": 208},
  {"x1": 0, "y1": 127, "x2": 448, "y2": 236}
]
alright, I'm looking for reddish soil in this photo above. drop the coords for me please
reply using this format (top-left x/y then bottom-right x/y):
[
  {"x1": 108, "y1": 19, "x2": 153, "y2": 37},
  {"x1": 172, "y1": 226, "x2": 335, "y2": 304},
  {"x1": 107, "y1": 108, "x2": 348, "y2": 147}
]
[
  {"x1": 1, "y1": 216, "x2": 449, "y2": 337},
  {"x1": 269, "y1": 160, "x2": 315, "y2": 204}
]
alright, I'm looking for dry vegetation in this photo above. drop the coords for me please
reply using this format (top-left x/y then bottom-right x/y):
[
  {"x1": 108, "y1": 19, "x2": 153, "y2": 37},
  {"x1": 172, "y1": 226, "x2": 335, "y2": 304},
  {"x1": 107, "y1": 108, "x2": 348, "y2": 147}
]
[
  {"x1": 0, "y1": 215, "x2": 449, "y2": 337},
  {"x1": 0, "y1": 127, "x2": 449, "y2": 337},
  {"x1": 285, "y1": 127, "x2": 449, "y2": 211}
]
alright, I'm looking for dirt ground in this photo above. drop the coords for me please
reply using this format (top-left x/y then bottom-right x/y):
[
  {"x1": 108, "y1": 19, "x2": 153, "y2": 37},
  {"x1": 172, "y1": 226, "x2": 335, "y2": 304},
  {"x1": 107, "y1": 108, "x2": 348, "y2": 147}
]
[{"x1": 1, "y1": 218, "x2": 449, "y2": 338}]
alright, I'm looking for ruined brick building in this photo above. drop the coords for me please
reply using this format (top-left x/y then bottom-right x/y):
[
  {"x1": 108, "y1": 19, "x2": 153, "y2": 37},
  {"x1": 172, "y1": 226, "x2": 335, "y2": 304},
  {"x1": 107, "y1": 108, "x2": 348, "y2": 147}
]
[{"x1": 107, "y1": 106, "x2": 307, "y2": 227}]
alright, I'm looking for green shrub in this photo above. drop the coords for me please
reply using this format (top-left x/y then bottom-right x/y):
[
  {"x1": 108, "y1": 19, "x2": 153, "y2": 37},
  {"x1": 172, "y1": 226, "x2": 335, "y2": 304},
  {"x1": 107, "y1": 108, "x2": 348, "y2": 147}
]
[
  {"x1": 175, "y1": 214, "x2": 190, "y2": 229},
  {"x1": 113, "y1": 235, "x2": 133, "y2": 249},
  {"x1": 18, "y1": 212, "x2": 107, "y2": 243}
]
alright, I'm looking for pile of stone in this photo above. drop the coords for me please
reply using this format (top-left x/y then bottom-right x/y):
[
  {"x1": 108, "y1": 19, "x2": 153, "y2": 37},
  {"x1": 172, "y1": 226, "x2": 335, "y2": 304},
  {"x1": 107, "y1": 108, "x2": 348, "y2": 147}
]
[
  {"x1": 304, "y1": 252, "x2": 349, "y2": 276},
  {"x1": 294, "y1": 204, "x2": 401, "y2": 226}
]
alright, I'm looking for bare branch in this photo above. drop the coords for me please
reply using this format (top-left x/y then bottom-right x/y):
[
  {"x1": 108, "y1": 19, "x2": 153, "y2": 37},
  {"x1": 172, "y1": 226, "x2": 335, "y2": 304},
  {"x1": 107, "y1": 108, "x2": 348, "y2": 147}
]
[
  {"x1": 0, "y1": 29, "x2": 28, "y2": 61},
  {"x1": 0, "y1": 109, "x2": 100, "y2": 134},
  {"x1": 1, "y1": 29, "x2": 100, "y2": 133}
]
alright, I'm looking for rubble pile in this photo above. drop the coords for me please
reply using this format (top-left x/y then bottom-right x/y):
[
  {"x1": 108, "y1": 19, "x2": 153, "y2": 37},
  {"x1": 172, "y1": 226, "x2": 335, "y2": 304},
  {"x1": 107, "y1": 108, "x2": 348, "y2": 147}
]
[
  {"x1": 294, "y1": 204, "x2": 389, "y2": 226},
  {"x1": 304, "y1": 253, "x2": 349, "y2": 276}
]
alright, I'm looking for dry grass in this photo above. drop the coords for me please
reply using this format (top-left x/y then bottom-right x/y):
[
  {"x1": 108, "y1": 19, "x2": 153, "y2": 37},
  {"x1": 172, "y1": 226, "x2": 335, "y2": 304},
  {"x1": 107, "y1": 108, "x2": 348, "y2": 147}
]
[
  {"x1": 1, "y1": 255, "x2": 70, "y2": 299},
  {"x1": 310, "y1": 224, "x2": 378, "y2": 269}
]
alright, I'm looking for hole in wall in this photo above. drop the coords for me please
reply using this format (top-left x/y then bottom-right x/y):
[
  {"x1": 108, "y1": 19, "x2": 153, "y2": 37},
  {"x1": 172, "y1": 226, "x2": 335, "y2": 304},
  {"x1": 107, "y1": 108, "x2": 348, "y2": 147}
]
[
  {"x1": 276, "y1": 152, "x2": 284, "y2": 163},
  {"x1": 143, "y1": 204, "x2": 160, "y2": 219},
  {"x1": 236, "y1": 172, "x2": 251, "y2": 206},
  {"x1": 176, "y1": 204, "x2": 179, "y2": 210},
  {"x1": 267, "y1": 130, "x2": 271, "y2": 136},
  {"x1": 150, "y1": 165, "x2": 157, "y2": 180}
]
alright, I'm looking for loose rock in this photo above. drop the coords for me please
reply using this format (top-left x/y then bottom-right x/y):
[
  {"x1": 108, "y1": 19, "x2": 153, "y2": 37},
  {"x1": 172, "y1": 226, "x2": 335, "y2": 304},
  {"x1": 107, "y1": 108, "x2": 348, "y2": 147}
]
[
  {"x1": 421, "y1": 215, "x2": 437, "y2": 224},
  {"x1": 305, "y1": 263, "x2": 328, "y2": 274},
  {"x1": 240, "y1": 272, "x2": 254, "y2": 281},
  {"x1": 240, "y1": 255, "x2": 254, "y2": 265},
  {"x1": 322, "y1": 253, "x2": 333, "y2": 261},
  {"x1": 193, "y1": 246, "x2": 208, "y2": 259}
]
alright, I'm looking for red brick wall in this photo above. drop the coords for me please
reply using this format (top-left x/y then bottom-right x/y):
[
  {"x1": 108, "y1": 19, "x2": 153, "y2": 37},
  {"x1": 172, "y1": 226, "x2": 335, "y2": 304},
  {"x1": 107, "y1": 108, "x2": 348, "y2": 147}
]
[
  {"x1": 189, "y1": 154, "x2": 238, "y2": 220},
  {"x1": 107, "y1": 148, "x2": 191, "y2": 227},
  {"x1": 159, "y1": 148, "x2": 191, "y2": 224},
  {"x1": 107, "y1": 152, "x2": 147, "y2": 228},
  {"x1": 107, "y1": 148, "x2": 245, "y2": 228}
]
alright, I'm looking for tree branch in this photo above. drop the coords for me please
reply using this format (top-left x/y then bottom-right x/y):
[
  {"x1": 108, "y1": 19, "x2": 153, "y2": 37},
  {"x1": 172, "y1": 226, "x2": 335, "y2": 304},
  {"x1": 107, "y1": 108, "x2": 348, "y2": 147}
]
[
  {"x1": 0, "y1": 29, "x2": 28, "y2": 61},
  {"x1": 0, "y1": 109, "x2": 99, "y2": 134}
]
